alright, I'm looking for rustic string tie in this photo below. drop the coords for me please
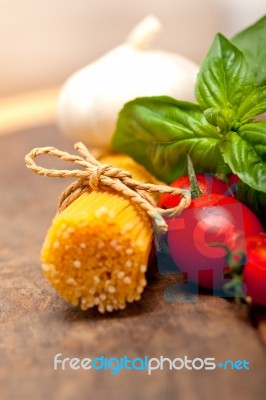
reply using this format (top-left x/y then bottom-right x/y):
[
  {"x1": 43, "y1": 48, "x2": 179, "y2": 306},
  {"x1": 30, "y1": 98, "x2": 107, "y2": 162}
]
[{"x1": 25, "y1": 142, "x2": 191, "y2": 235}]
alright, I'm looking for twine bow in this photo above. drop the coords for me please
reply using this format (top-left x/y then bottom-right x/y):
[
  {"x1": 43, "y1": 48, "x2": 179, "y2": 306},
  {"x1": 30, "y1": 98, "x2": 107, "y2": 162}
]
[{"x1": 25, "y1": 142, "x2": 191, "y2": 234}]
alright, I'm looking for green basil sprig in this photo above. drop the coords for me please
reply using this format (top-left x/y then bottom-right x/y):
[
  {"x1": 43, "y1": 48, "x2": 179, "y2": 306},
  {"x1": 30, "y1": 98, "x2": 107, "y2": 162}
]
[
  {"x1": 196, "y1": 34, "x2": 256, "y2": 114},
  {"x1": 112, "y1": 96, "x2": 229, "y2": 183},
  {"x1": 232, "y1": 15, "x2": 266, "y2": 87},
  {"x1": 112, "y1": 25, "x2": 266, "y2": 194}
]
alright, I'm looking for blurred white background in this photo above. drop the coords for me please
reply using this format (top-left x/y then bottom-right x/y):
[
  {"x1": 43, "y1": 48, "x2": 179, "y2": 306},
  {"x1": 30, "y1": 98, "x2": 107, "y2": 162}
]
[{"x1": 0, "y1": 0, "x2": 265, "y2": 97}]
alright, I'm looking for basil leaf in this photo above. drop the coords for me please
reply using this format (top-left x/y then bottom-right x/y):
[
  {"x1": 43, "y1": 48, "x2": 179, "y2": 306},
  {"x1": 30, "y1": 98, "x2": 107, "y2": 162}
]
[
  {"x1": 220, "y1": 127, "x2": 266, "y2": 192},
  {"x1": 112, "y1": 96, "x2": 228, "y2": 183},
  {"x1": 238, "y1": 122, "x2": 266, "y2": 162},
  {"x1": 232, "y1": 15, "x2": 266, "y2": 87},
  {"x1": 203, "y1": 107, "x2": 234, "y2": 133},
  {"x1": 236, "y1": 86, "x2": 266, "y2": 124},
  {"x1": 196, "y1": 33, "x2": 256, "y2": 112}
]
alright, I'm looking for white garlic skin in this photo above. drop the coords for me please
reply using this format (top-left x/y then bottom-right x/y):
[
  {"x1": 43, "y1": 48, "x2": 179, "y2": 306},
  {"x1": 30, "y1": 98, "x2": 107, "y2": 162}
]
[{"x1": 57, "y1": 17, "x2": 199, "y2": 149}]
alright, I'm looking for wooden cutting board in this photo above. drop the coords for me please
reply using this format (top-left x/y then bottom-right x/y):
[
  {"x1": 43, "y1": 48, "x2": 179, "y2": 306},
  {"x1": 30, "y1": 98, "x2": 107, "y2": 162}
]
[{"x1": 0, "y1": 126, "x2": 266, "y2": 400}]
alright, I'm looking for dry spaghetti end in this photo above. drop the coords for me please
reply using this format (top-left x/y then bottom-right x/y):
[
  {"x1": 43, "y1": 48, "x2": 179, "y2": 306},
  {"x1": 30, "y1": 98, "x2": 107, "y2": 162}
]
[
  {"x1": 41, "y1": 190, "x2": 153, "y2": 313},
  {"x1": 41, "y1": 155, "x2": 161, "y2": 313}
]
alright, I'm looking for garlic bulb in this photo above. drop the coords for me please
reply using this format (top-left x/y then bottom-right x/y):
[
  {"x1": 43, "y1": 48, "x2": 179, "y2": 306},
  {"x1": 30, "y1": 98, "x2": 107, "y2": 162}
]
[{"x1": 57, "y1": 15, "x2": 199, "y2": 149}]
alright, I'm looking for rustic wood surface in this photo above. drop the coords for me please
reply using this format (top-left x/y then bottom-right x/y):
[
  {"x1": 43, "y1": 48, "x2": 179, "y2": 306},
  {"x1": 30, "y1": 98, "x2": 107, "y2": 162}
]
[{"x1": 0, "y1": 126, "x2": 266, "y2": 400}]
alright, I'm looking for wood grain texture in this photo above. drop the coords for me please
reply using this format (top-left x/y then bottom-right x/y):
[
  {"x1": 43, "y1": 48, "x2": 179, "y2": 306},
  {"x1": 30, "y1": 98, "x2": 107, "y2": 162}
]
[{"x1": 0, "y1": 126, "x2": 266, "y2": 400}]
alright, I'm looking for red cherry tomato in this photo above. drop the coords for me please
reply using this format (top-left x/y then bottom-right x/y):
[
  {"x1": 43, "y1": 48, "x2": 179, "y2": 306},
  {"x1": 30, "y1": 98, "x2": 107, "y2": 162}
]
[
  {"x1": 166, "y1": 195, "x2": 263, "y2": 290},
  {"x1": 243, "y1": 233, "x2": 266, "y2": 307},
  {"x1": 159, "y1": 174, "x2": 232, "y2": 208}
]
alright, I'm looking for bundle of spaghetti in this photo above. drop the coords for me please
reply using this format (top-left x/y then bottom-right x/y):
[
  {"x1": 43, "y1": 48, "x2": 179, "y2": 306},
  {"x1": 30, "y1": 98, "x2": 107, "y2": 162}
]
[{"x1": 41, "y1": 154, "x2": 162, "y2": 313}]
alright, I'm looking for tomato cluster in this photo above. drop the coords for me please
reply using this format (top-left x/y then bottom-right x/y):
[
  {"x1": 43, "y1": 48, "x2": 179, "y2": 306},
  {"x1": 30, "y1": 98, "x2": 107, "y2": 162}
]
[{"x1": 159, "y1": 173, "x2": 265, "y2": 306}]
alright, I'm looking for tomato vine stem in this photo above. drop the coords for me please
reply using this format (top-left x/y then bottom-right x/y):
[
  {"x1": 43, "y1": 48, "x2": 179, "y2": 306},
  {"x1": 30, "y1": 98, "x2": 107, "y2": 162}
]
[{"x1": 187, "y1": 154, "x2": 203, "y2": 198}]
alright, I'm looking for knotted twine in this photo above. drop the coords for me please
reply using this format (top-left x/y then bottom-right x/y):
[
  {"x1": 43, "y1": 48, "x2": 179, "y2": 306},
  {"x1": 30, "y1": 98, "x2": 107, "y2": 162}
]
[{"x1": 25, "y1": 142, "x2": 191, "y2": 235}]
